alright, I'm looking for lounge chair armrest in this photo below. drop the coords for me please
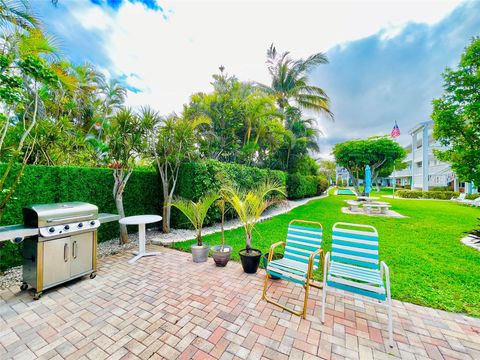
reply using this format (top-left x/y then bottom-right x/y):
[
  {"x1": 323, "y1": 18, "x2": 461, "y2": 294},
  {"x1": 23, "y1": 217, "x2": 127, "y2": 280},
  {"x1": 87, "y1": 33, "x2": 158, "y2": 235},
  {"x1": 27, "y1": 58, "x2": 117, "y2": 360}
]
[
  {"x1": 308, "y1": 248, "x2": 324, "y2": 276},
  {"x1": 380, "y1": 261, "x2": 390, "y2": 281},
  {"x1": 268, "y1": 241, "x2": 285, "y2": 261},
  {"x1": 380, "y1": 261, "x2": 391, "y2": 296},
  {"x1": 322, "y1": 252, "x2": 331, "y2": 284}
]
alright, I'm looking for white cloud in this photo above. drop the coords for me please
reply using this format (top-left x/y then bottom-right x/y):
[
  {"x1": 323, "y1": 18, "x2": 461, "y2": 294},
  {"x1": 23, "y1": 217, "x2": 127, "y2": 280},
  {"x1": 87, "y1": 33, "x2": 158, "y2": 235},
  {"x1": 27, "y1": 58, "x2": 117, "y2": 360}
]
[{"x1": 64, "y1": 0, "x2": 463, "y2": 115}]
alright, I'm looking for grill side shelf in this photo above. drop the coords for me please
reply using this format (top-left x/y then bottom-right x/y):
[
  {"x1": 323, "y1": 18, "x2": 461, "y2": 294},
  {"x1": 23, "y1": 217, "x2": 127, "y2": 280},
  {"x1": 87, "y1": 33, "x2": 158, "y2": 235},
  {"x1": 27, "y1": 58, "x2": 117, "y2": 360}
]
[
  {"x1": 98, "y1": 213, "x2": 121, "y2": 224},
  {"x1": 0, "y1": 225, "x2": 38, "y2": 242}
]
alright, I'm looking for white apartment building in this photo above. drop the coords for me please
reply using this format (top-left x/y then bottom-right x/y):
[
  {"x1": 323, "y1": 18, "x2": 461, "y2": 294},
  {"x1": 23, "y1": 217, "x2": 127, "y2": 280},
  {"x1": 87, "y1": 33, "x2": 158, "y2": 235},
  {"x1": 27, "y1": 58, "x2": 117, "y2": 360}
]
[{"x1": 392, "y1": 121, "x2": 477, "y2": 193}]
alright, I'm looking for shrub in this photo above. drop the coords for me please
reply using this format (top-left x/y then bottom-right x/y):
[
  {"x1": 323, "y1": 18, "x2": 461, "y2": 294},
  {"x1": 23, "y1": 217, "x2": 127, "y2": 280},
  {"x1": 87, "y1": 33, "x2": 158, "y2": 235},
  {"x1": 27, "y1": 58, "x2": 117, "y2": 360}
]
[
  {"x1": 465, "y1": 193, "x2": 480, "y2": 200},
  {"x1": 0, "y1": 163, "x2": 160, "y2": 271},
  {"x1": 395, "y1": 190, "x2": 423, "y2": 198},
  {"x1": 430, "y1": 186, "x2": 452, "y2": 192},
  {"x1": 317, "y1": 176, "x2": 329, "y2": 195},
  {"x1": 395, "y1": 189, "x2": 459, "y2": 200},
  {"x1": 289, "y1": 155, "x2": 319, "y2": 176},
  {"x1": 286, "y1": 174, "x2": 322, "y2": 199},
  {"x1": 174, "y1": 160, "x2": 287, "y2": 228}
]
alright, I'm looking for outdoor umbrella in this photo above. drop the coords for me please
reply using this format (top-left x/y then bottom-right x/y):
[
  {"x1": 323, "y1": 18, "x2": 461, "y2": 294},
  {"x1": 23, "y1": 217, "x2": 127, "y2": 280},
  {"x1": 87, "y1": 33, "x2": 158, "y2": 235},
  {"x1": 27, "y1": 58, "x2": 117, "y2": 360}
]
[{"x1": 365, "y1": 165, "x2": 372, "y2": 196}]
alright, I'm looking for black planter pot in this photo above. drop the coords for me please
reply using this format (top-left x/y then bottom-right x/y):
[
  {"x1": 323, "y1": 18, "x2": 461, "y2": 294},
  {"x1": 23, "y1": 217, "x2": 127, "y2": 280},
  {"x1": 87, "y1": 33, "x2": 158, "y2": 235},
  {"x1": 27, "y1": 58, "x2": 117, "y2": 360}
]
[{"x1": 239, "y1": 248, "x2": 262, "y2": 274}]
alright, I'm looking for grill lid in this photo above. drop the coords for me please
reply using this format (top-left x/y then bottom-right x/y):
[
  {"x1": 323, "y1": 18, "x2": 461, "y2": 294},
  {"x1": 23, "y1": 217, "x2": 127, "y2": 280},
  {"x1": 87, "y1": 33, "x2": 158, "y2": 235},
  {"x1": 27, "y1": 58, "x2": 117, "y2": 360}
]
[{"x1": 23, "y1": 202, "x2": 99, "y2": 227}]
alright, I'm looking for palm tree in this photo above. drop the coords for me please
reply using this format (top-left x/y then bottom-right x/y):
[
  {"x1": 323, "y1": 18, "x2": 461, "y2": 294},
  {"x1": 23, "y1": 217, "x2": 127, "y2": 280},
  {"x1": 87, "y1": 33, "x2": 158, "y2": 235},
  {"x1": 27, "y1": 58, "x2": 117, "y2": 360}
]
[
  {"x1": 224, "y1": 180, "x2": 286, "y2": 253},
  {"x1": 258, "y1": 44, "x2": 333, "y2": 118},
  {"x1": 95, "y1": 78, "x2": 127, "y2": 139},
  {"x1": 273, "y1": 106, "x2": 322, "y2": 170},
  {"x1": 0, "y1": 0, "x2": 38, "y2": 32},
  {"x1": 170, "y1": 193, "x2": 219, "y2": 247}
]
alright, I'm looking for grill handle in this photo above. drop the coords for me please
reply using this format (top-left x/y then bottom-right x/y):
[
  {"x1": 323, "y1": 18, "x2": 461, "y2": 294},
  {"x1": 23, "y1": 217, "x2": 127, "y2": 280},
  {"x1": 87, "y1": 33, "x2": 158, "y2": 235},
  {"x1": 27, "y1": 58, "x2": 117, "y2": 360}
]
[
  {"x1": 64, "y1": 243, "x2": 69, "y2": 262},
  {"x1": 72, "y1": 241, "x2": 77, "y2": 259},
  {"x1": 47, "y1": 214, "x2": 95, "y2": 224}
]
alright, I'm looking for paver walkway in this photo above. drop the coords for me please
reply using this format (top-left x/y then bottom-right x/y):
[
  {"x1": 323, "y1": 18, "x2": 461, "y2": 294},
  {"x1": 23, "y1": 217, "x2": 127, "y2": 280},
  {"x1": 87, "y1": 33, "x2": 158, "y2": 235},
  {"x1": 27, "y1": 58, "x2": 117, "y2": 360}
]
[{"x1": 1, "y1": 246, "x2": 479, "y2": 360}]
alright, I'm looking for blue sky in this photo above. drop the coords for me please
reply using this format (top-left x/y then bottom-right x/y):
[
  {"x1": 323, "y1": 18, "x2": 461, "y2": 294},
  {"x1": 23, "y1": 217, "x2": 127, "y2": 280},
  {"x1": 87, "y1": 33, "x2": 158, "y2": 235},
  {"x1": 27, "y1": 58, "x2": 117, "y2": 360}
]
[
  {"x1": 34, "y1": 0, "x2": 478, "y2": 156},
  {"x1": 312, "y1": 1, "x2": 480, "y2": 154}
]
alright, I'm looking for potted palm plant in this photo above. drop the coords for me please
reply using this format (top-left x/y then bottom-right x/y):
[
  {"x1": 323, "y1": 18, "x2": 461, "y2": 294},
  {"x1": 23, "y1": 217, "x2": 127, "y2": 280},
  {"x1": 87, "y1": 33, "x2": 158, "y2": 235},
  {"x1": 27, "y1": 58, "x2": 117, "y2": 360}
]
[
  {"x1": 210, "y1": 194, "x2": 232, "y2": 266},
  {"x1": 225, "y1": 180, "x2": 286, "y2": 273},
  {"x1": 171, "y1": 193, "x2": 219, "y2": 263}
]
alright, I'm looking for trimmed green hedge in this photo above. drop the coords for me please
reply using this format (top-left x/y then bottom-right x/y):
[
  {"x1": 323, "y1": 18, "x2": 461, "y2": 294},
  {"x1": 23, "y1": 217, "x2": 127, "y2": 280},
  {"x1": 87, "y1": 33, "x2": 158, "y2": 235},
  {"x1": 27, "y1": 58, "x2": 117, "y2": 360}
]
[
  {"x1": 0, "y1": 163, "x2": 160, "y2": 271},
  {"x1": 174, "y1": 160, "x2": 287, "y2": 228},
  {"x1": 466, "y1": 193, "x2": 480, "y2": 200},
  {"x1": 395, "y1": 189, "x2": 459, "y2": 200},
  {"x1": 1, "y1": 160, "x2": 327, "y2": 270},
  {"x1": 286, "y1": 174, "x2": 329, "y2": 200}
]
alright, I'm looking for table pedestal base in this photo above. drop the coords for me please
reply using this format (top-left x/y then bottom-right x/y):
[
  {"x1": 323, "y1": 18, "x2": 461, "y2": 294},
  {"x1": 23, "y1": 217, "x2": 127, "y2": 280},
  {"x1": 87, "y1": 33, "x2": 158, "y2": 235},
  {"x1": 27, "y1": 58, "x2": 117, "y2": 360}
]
[{"x1": 128, "y1": 251, "x2": 161, "y2": 264}]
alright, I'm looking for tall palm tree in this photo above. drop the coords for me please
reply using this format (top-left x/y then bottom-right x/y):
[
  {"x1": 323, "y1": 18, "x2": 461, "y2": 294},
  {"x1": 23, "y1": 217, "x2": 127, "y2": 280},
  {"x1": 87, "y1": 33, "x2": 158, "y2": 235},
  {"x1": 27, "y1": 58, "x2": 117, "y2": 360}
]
[
  {"x1": 0, "y1": 0, "x2": 38, "y2": 32},
  {"x1": 258, "y1": 44, "x2": 333, "y2": 118}
]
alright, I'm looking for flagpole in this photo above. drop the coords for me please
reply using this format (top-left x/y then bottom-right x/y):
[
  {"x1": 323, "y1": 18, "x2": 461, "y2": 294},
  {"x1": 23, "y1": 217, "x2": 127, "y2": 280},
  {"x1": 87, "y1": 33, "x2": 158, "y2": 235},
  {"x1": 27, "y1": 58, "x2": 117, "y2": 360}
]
[
  {"x1": 391, "y1": 121, "x2": 400, "y2": 198},
  {"x1": 393, "y1": 164, "x2": 396, "y2": 199}
]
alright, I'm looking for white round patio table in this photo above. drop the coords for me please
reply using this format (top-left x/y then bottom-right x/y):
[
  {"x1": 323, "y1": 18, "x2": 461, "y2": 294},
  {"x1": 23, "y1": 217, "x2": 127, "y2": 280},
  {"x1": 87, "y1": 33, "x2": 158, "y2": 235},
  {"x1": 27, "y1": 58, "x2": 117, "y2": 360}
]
[{"x1": 119, "y1": 215, "x2": 162, "y2": 264}]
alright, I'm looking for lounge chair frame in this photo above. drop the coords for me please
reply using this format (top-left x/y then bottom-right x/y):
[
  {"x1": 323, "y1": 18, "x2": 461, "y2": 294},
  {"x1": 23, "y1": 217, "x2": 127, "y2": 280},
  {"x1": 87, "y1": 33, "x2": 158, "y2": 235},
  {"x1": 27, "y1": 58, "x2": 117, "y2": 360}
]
[
  {"x1": 262, "y1": 219, "x2": 324, "y2": 319},
  {"x1": 321, "y1": 222, "x2": 393, "y2": 347}
]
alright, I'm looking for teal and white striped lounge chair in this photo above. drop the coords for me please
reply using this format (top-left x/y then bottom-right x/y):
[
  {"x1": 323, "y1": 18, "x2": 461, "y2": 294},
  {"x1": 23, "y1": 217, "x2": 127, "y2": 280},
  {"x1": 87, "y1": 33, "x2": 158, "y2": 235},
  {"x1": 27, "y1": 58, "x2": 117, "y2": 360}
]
[
  {"x1": 321, "y1": 222, "x2": 393, "y2": 347},
  {"x1": 262, "y1": 220, "x2": 324, "y2": 319}
]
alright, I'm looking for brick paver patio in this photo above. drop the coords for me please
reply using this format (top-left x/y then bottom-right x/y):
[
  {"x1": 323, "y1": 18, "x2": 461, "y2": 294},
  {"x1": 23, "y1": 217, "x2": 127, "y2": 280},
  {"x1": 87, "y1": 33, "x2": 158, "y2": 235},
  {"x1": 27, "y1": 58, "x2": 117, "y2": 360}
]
[{"x1": 1, "y1": 246, "x2": 479, "y2": 360}]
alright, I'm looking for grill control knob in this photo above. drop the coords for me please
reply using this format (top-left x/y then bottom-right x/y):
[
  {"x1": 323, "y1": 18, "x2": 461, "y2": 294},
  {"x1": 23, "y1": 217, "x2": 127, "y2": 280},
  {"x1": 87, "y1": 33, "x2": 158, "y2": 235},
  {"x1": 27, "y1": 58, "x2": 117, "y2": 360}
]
[
  {"x1": 64, "y1": 225, "x2": 70, "y2": 230},
  {"x1": 48, "y1": 227, "x2": 55, "y2": 233},
  {"x1": 78, "y1": 223, "x2": 83, "y2": 228},
  {"x1": 90, "y1": 221, "x2": 96, "y2": 226}
]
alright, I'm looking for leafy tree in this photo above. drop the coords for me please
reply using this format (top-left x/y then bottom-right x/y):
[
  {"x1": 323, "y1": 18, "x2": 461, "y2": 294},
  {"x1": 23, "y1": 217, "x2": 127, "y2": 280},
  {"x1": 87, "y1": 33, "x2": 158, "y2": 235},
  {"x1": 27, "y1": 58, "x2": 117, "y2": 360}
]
[
  {"x1": 0, "y1": 29, "x2": 61, "y2": 222},
  {"x1": 257, "y1": 44, "x2": 332, "y2": 117},
  {"x1": 271, "y1": 106, "x2": 321, "y2": 172},
  {"x1": 318, "y1": 160, "x2": 336, "y2": 184},
  {"x1": 432, "y1": 37, "x2": 480, "y2": 184},
  {"x1": 105, "y1": 107, "x2": 156, "y2": 244},
  {"x1": 152, "y1": 113, "x2": 210, "y2": 233},
  {"x1": 332, "y1": 137, "x2": 406, "y2": 194}
]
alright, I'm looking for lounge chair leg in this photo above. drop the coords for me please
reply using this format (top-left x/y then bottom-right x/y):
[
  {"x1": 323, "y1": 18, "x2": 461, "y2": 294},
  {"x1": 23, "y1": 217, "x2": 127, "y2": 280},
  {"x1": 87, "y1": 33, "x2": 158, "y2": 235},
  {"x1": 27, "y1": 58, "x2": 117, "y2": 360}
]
[
  {"x1": 302, "y1": 282, "x2": 310, "y2": 319},
  {"x1": 262, "y1": 271, "x2": 270, "y2": 300},
  {"x1": 388, "y1": 302, "x2": 393, "y2": 347},
  {"x1": 321, "y1": 283, "x2": 327, "y2": 323}
]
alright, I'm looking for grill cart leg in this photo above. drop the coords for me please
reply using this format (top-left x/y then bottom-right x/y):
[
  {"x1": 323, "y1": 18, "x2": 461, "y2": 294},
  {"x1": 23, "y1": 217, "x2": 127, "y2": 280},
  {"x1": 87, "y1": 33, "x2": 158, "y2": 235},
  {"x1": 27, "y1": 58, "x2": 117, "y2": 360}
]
[
  {"x1": 90, "y1": 272, "x2": 97, "y2": 279},
  {"x1": 20, "y1": 282, "x2": 28, "y2": 291},
  {"x1": 33, "y1": 291, "x2": 42, "y2": 300}
]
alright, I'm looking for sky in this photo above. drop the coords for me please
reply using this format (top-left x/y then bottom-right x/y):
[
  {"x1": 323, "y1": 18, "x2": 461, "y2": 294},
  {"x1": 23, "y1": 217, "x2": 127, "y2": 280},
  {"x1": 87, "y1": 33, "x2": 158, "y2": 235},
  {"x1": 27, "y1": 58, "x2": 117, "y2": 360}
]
[{"x1": 33, "y1": 0, "x2": 479, "y2": 157}]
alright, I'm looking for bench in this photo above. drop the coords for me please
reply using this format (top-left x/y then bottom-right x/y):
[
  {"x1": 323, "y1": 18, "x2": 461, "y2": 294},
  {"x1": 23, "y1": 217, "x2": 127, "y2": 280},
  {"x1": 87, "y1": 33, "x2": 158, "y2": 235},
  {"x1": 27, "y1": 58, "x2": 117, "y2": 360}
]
[
  {"x1": 346, "y1": 200, "x2": 362, "y2": 212},
  {"x1": 363, "y1": 202, "x2": 391, "y2": 215}
]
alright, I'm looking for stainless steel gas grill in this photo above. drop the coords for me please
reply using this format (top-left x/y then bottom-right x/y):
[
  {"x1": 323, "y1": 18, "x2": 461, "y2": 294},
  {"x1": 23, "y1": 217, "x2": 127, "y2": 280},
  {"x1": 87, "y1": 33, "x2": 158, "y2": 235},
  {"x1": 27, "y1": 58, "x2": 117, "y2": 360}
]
[{"x1": 0, "y1": 202, "x2": 120, "y2": 300}]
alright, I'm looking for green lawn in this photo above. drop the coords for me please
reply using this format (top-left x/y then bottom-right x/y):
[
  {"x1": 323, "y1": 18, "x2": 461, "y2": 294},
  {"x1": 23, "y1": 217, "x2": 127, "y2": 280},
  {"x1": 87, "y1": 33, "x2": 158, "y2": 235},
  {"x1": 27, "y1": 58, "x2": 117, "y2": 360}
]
[{"x1": 173, "y1": 190, "x2": 480, "y2": 317}]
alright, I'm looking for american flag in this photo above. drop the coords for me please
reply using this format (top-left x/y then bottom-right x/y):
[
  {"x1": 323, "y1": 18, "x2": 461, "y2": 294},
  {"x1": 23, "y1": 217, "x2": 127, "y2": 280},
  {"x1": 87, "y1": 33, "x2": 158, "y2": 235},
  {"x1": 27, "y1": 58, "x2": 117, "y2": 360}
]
[{"x1": 391, "y1": 122, "x2": 400, "y2": 138}]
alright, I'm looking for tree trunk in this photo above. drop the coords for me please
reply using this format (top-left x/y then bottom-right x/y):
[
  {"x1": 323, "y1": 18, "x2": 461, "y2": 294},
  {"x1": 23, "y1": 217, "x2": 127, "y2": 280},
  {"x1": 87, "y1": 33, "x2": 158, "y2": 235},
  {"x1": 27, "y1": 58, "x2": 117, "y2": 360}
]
[
  {"x1": 162, "y1": 176, "x2": 170, "y2": 233},
  {"x1": 246, "y1": 232, "x2": 252, "y2": 253},
  {"x1": 197, "y1": 230, "x2": 202, "y2": 247},
  {"x1": 220, "y1": 202, "x2": 225, "y2": 250},
  {"x1": 115, "y1": 193, "x2": 128, "y2": 244}
]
